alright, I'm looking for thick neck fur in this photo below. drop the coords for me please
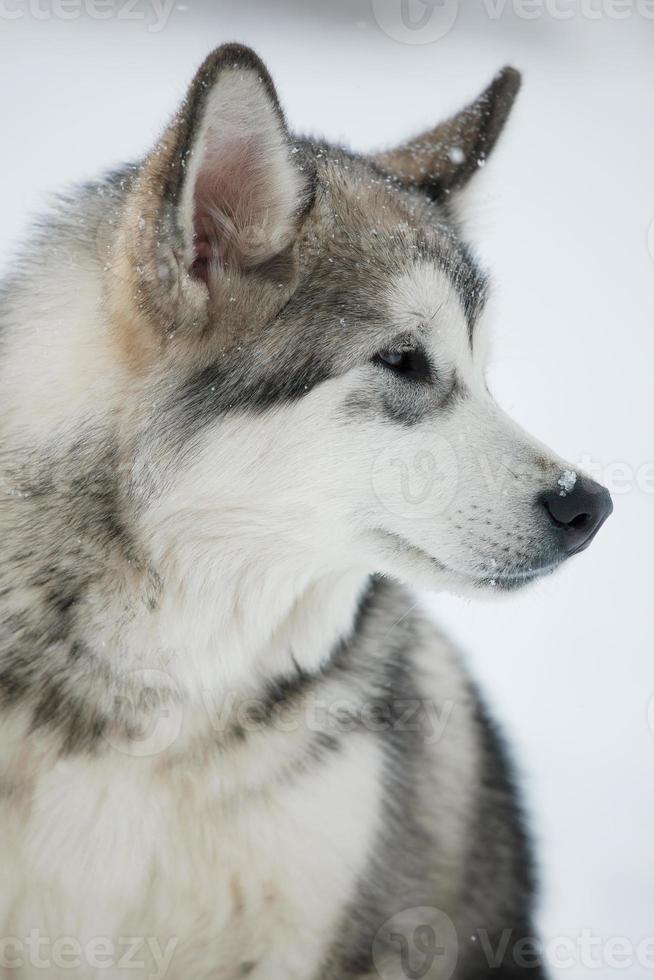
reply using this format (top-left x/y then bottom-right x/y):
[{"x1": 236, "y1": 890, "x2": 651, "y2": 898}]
[
  {"x1": 94, "y1": 543, "x2": 370, "y2": 736},
  {"x1": 0, "y1": 468, "x2": 369, "y2": 761}
]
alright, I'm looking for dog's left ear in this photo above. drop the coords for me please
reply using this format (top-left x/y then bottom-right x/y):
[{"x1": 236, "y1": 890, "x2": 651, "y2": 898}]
[{"x1": 373, "y1": 67, "x2": 520, "y2": 200}]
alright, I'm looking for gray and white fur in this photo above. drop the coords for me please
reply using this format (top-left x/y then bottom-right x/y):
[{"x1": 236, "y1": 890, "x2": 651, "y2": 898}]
[{"x1": 0, "y1": 45, "x2": 612, "y2": 980}]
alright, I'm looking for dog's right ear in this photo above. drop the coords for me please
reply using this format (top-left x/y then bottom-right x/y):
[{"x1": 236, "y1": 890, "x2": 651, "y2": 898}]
[
  {"x1": 373, "y1": 67, "x2": 521, "y2": 201},
  {"x1": 112, "y1": 44, "x2": 314, "y2": 345}
]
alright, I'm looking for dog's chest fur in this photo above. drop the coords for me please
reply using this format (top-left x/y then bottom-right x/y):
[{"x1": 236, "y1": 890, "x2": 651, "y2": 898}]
[
  {"x1": 0, "y1": 570, "x2": 480, "y2": 980},
  {"x1": 0, "y1": 706, "x2": 384, "y2": 979}
]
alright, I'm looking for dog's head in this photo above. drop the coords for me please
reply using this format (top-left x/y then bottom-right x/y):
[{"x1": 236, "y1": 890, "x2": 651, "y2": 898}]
[{"x1": 20, "y1": 44, "x2": 612, "y2": 598}]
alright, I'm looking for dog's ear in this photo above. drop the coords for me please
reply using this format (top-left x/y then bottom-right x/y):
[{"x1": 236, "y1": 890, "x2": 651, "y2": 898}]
[
  {"x1": 373, "y1": 67, "x2": 520, "y2": 200},
  {"x1": 112, "y1": 44, "x2": 314, "y2": 345},
  {"x1": 172, "y1": 44, "x2": 314, "y2": 280}
]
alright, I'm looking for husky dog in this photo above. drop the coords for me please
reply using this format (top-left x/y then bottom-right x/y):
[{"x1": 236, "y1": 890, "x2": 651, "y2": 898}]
[{"x1": 0, "y1": 44, "x2": 612, "y2": 980}]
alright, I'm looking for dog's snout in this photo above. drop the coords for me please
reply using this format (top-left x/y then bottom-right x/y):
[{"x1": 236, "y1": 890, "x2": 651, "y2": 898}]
[{"x1": 540, "y1": 479, "x2": 613, "y2": 555}]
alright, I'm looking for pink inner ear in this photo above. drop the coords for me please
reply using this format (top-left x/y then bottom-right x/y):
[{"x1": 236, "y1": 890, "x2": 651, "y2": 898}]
[{"x1": 191, "y1": 132, "x2": 272, "y2": 280}]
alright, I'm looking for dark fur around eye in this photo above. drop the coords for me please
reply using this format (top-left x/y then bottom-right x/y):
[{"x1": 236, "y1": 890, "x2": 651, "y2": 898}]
[{"x1": 373, "y1": 348, "x2": 432, "y2": 383}]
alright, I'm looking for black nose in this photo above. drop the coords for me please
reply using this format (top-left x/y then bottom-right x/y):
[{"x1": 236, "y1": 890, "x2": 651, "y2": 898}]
[{"x1": 540, "y1": 478, "x2": 613, "y2": 555}]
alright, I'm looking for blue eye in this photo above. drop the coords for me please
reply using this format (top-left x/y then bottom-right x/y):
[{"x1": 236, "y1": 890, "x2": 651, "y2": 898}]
[
  {"x1": 378, "y1": 350, "x2": 404, "y2": 368},
  {"x1": 373, "y1": 347, "x2": 432, "y2": 382}
]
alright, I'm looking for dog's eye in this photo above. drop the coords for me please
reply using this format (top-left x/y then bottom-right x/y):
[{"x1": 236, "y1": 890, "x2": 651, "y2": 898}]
[{"x1": 373, "y1": 347, "x2": 431, "y2": 382}]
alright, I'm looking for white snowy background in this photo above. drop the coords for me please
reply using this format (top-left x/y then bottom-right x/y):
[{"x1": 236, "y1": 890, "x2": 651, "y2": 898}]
[{"x1": 0, "y1": 1, "x2": 652, "y2": 976}]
